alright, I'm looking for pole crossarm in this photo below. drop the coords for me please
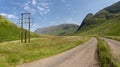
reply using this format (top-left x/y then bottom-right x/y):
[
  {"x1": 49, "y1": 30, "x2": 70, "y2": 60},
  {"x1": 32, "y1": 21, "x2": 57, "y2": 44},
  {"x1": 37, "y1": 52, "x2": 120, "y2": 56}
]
[{"x1": 20, "y1": 13, "x2": 34, "y2": 43}]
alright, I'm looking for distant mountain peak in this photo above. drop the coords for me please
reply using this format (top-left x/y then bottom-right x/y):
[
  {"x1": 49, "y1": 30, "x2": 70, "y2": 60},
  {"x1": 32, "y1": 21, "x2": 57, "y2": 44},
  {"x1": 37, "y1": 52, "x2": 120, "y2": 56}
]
[
  {"x1": 35, "y1": 24, "x2": 79, "y2": 36},
  {"x1": 76, "y1": 13, "x2": 94, "y2": 32}
]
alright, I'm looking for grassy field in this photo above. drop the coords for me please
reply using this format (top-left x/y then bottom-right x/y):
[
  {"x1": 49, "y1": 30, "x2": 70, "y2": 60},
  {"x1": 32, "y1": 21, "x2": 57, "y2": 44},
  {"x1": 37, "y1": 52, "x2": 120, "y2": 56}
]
[
  {"x1": 0, "y1": 35, "x2": 90, "y2": 67},
  {"x1": 97, "y1": 38, "x2": 120, "y2": 67}
]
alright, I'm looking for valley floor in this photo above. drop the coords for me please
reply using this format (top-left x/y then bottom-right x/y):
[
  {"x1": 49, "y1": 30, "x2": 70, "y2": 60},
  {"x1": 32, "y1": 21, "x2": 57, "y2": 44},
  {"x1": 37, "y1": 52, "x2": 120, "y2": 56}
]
[
  {"x1": 17, "y1": 37, "x2": 120, "y2": 67},
  {"x1": 0, "y1": 36, "x2": 120, "y2": 67},
  {"x1": 17, "y1": 38, "x2": 99, "y2": 67},
  {"x1": 0, "y1": 36, "x2": 89, "y2": 67}
]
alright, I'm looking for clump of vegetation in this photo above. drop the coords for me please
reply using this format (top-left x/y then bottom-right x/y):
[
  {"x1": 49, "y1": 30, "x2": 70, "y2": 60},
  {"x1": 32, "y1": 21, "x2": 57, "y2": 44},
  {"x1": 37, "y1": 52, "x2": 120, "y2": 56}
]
[
  {"x1": 97, "y1": 38, "x2": 111, "y2": 67},
  {"x1": 0, "y1": 36, "x2": 89, "y2": 67},
  {"x1": 97, "y1": 38, "x2": 120, "y2": 67}
]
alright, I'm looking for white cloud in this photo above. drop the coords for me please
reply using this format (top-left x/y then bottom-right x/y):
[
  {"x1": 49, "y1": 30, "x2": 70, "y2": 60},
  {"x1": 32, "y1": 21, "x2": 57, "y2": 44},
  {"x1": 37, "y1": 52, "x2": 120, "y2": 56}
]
[
  {"x1": 37, "y1": 1, "x2": 50, "y2": 15},
  {"x1": 23, "y1": 2, "x2": 37, "y2": 14},
  {"x1": 0, "y1": 13, "x2": 18, "y2": 19},
  {"x1": 37, "y1": 6, "x2": 45, "y2": 11},
  {"x1": 23, "y1": 0, "x2": 50, "y2": 16},
  {"x1": 24, "y1": 3, "x2": 30, "y2": 11},
  {"x1": 32, "y1": 0, "x2": 37, "y2": 5}
]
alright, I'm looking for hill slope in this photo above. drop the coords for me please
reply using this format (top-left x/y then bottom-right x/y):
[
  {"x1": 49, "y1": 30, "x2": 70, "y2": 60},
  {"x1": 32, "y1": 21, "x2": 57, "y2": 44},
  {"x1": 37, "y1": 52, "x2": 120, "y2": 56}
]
[
  {"x1": 76, "y1": 1, "x2": 120, "y2": 36},
  {"x1": 0, "y1": 15, "x2": 36, "y2": 42},
  {"x1": 35, "y1": 24, "x2": 79, "y2": 36}
]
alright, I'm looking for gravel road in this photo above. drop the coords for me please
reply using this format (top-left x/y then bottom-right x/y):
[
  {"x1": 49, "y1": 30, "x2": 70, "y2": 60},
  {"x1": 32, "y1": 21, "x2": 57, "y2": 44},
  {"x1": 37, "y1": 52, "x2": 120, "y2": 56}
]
[
  {"x1": 104, "y1": 38, "x2": 120, "y2": 62},
  {"x1": 17, "y1": 38, "x2": 99, "y2": 67}
]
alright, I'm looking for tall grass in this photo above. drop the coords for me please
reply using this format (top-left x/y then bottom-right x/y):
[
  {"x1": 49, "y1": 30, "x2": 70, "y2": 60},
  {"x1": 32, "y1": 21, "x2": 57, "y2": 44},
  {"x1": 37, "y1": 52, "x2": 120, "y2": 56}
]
[
  {"x1": 0, "y1": 36, "x2": 89, "y2": 67},
  {"x1": 97, "y1": 38, "x2": 120, "y2": 67},
  {"x1": 97, "y1": 38, "x2": 111, "y2": 67}
]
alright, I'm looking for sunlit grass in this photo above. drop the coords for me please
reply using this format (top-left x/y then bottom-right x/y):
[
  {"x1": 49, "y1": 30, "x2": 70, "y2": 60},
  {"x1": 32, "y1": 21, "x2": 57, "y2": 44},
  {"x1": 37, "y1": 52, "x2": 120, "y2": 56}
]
[
  {"x1": 0, "y1": 36, "x2": 90, "y2": 67},
  {"x1": 97, "y1": 38, "x2": 111, "y2": 67}
]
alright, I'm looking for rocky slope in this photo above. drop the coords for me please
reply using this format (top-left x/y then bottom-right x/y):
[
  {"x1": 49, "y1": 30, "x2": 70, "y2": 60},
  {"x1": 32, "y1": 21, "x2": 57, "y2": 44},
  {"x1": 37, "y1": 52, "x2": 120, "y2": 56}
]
[{"x1": 76, "y1": 1, "x2": 120, "y2": 36}]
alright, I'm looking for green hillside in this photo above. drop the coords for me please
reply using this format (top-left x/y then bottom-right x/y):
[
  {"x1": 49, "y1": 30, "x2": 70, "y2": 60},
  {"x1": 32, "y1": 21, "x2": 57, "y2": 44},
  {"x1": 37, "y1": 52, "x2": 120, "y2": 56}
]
[
  {"x1": 35, "y1": 24, "x2": 79, "y2": 36},
  {"x1": 0, "y1": 15, "x2": 37, "y2": 42},
  {"x1": 76, "y1": 1, "x2": 120, "y2": 36}
]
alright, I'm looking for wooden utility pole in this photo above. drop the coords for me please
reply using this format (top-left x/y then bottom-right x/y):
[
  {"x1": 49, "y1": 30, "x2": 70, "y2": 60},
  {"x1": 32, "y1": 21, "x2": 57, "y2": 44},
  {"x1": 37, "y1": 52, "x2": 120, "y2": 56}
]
[
  {"x1": 21, "y1": 13, "x2": 23, "y2": 43},
  {"x1": 28, "y1": 13, "x2": 31, "y2": 43},
  {"x1": 24, "y1": 30, "x2": 27, "y2": 43},
  {"x1": 20, "y1": 13, "x2": 32, "y2": 43}
]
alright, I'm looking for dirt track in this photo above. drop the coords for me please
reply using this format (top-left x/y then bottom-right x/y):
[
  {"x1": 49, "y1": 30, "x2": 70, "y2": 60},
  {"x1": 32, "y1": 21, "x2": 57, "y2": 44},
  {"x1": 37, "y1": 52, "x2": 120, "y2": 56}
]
[
  {"x1": 104, "y1": 38, "x2": 120, "y2": 62},
  {"x1": 17, "y1": 38, "x2": 99, "y2": 67}
]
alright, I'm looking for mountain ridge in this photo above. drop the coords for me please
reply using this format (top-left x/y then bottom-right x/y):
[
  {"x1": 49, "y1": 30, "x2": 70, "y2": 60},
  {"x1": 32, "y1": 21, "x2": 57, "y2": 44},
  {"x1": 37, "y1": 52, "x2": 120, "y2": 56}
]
[
  {"x1": 76, "y1": 1, "x2": 120, "y2": 36},
  {"x1": 35, "y1": 24, "x2": 79, "y2": 36}
]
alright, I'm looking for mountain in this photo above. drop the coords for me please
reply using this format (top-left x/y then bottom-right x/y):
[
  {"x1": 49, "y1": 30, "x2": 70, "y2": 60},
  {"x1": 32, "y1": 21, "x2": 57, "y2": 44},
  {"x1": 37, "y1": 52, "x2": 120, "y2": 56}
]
[
  {"x1": 35, "y1": 24, "x2": 79, "y2": 35},
  {"x1": 0, "y1": 15, "x2": 37, "y2": 42},
  {"x1": 76, "y1": 1, "x2": 120, "y2": 36}
]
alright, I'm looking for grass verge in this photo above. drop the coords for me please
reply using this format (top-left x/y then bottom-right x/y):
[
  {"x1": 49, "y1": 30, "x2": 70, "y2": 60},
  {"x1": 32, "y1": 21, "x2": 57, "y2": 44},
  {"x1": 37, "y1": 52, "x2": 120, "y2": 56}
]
[
  {"x1": 103, "y1": 36, "x2": 120, "y2": 42},
  {"x1": 0, "y1": 36, "x2": 89, "y2": 67},
  {"x1": 97, "y1": 38, "x2": 120, "y2": 67}
]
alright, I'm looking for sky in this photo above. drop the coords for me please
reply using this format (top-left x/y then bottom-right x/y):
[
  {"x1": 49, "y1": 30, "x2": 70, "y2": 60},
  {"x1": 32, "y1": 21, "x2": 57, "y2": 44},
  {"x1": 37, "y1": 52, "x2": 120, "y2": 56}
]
[{"x1": 0, "y1": 0, "x2": 119, "y2": 31}]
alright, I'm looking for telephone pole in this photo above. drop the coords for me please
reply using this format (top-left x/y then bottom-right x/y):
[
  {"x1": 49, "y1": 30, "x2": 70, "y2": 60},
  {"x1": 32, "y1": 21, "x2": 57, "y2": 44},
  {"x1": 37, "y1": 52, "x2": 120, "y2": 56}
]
[
  {"x1": 21, "y1": 13, "x2": 24, "y2": 43},
  {"x1": 28, "y1": 13, "x2": 31, "y2": 43},
  {"x1": 20, "y1": 13, "x2": 33, "y2": 43}
]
